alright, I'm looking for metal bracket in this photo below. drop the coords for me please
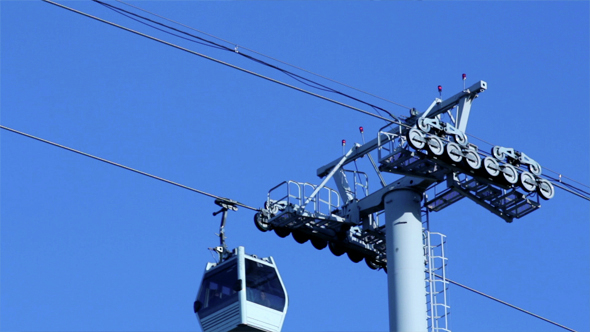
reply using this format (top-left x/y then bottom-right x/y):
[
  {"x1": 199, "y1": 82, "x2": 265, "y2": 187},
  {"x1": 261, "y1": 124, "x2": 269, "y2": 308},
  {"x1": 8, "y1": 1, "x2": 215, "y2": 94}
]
[
  {"x1": 416, "y1": 117, "x2": 468, "y2": 147},
  {"x1": 492, "y1": 146, "x2": 542, "y2": 175},
  {"x1": 317, "y1": 81, "x2": 487, "y2": 178},
  {"x1": 213, "y1": 198, "x2": 238, "y2": 262},
  {"x1": 356, "y1": 176, "x2": 435, "y2": 216}
]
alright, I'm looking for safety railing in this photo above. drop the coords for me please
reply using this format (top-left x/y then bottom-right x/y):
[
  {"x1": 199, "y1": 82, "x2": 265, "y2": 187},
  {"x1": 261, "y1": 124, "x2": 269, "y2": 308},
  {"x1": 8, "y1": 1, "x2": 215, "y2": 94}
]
[{"x1": 267, "y1": 180, "x2": 341, "y2": 218}]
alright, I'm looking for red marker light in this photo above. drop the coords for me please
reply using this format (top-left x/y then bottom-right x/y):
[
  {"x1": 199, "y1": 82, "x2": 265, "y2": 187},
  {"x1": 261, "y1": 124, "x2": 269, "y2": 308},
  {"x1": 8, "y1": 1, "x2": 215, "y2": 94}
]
[
  {"x1": 359, "y1": 126, "x2": 364, "y2": 133},
  {"x1": 342, "y1": 139, "x2": 346, "y2": 146},
  {"x1": 438, "y1": 85, "x2": 442, "y2": 92},
  {"x1": 462, "y1": 73, "x2": 466, "y2": 80}
]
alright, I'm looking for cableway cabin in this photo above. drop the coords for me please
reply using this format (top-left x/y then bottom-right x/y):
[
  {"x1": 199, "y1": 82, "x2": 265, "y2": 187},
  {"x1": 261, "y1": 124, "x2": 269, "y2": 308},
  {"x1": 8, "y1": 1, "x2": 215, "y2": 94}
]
[{"x1": 194, "y1": 246, "x2": 288, "y2": 332}]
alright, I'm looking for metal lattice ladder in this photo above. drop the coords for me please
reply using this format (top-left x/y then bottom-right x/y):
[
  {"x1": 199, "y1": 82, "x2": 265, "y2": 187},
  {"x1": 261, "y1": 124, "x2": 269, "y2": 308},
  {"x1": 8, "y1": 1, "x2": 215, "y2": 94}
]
[{"x1": 424, "y1": 230, "x2": 451, "y2": 332}]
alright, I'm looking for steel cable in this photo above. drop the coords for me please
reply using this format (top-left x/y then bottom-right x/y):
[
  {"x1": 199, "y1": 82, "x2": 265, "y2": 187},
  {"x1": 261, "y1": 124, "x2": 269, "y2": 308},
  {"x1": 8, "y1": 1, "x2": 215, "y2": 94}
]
[
  {"x1": 2, "y1": 122, "x2": 583, "y2": 332},
  {"x1": 435, "y1": 274, "x2": 577, "y2": 332},
  {"x1": 0, "y1": 125, "x2": 259, "y2": 211},
  {"x1": 42, "y1": 0, "x2": 396, "y2": 124},
  {"x1": 113, "y1": 0, "x2": 413, "y2": 110},
  {"x1": 39, "y1": 1, "x2": 590, "y2": 201},
  {"x1": 93, "y1": 0, "x2": 402, "y2": 121}
]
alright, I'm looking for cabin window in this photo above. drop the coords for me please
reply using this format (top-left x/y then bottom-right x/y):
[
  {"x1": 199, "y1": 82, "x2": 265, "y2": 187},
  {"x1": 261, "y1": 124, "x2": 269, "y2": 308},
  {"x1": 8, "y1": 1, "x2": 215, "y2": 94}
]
[
  {"x1": 245, "y1": 259, "x2": 286, "y2": 311},
  {"x1": 196, "y1": 262, "x2": 239, "y2": 317}
]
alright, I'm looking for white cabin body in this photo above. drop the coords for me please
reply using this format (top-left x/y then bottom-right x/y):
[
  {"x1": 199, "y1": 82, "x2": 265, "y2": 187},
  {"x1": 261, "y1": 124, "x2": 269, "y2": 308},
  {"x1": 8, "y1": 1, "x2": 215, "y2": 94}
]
[{"x1": 194, "y1": 246, "x2": 288, "y2": 332}]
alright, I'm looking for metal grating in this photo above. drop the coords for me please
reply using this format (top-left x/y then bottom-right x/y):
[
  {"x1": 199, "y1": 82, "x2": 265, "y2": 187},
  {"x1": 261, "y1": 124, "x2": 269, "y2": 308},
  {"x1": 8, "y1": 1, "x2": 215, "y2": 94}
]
[{"x1": 426, "y1": 188, "x2": 464, "y2": 212}]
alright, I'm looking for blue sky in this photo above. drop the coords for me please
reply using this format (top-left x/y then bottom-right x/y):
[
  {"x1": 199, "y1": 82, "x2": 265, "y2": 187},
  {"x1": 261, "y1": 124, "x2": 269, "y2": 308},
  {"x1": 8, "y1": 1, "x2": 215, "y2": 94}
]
[{"x1": 2, "y1": 1, "x2": 589, "y2": 332}]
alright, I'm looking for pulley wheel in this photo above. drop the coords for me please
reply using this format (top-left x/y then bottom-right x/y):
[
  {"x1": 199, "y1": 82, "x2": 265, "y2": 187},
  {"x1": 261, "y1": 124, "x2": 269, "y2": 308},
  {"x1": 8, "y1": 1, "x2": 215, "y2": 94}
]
[
  {"x1": 292, "y1": 231, "x2": 309, "y2": 244},
  {"x1": 445, "y1": 142, "x2": 463, "y2": 164},
  {"x1": 537, "y1": 179, "x2": 555, "y2": 200},
  {"x1": 274, "y1": 228, "x2": 290, "y2": 238},
  {"x1": 254, "y1": 213, "x2": 271, "y2": 232},
  {"x1": 519, "y1": 171, "x2": 537, "y2": 192},
  {"x1": 454, "y1": 133, "x2": 468, "y2": 146},
  {"x1": 407, "y1": 128, "x2": 426, "y2": 150},
  {"x1": 328, "y1": 241, "x2": 346, "y2": 257},
  {"x1": 417, "y1": 118, "x2": 431, "y2": 133},
  {"x1": 365, "y1": 258, "x2": 379, "y2": 270},
  {"x1": 426, "y1": 136, "x2": 445, "y2": 156},
  {"x1": 464, "y1": 149, "x2": 482, "y2": 170},
  {"x1": 492, "y1": 146, "x2": 504, "y2": 160},
  {"x1": 347, "y1": 251, "x2": 364, "y2": 263},
  {"x1": 500, "y1": 164, "x2": 518, "y2": 185},
  {"x1": 528, "y1": 162, "x2": 542, "y2": 176},
  {"x1": 311, "y1": 238, "x2": 328, "y2": 250},
  {"x1": 483, "y1": 157, "x2": 500, "y2": 177}
]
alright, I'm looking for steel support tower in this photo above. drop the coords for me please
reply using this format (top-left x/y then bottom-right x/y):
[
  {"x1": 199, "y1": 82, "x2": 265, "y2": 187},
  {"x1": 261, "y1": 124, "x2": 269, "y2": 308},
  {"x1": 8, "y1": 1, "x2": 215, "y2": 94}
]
[
  {"x1": 254, "y1": 79, "x2": 555, "y2": 332},
  {"x1": 385, "y1": 189, "x2": 427, "y2": 331}
]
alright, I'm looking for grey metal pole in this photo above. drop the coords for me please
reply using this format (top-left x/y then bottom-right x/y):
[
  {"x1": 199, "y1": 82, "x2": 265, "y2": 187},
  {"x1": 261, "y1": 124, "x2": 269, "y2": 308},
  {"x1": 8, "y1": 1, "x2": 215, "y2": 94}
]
[{"x1": 384, "y1": 189, "x2": 427, "y2": 332}]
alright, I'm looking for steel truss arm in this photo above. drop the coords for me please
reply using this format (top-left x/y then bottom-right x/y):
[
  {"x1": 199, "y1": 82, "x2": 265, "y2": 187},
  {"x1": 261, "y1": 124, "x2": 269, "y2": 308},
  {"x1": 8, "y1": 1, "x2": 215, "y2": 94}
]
[
  {"x1": 317, "y1": 81, "x2": 487, "y2": 178},
  {"x1": 303, "y1": 144, "x2": 359, "y2": 209}
]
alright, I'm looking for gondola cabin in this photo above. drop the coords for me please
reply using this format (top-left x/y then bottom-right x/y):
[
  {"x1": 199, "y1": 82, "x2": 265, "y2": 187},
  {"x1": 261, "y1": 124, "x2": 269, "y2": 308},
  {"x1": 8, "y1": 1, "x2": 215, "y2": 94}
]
[{"x1": 194, "y1": 246, "x2": 288, "y2": 332}]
